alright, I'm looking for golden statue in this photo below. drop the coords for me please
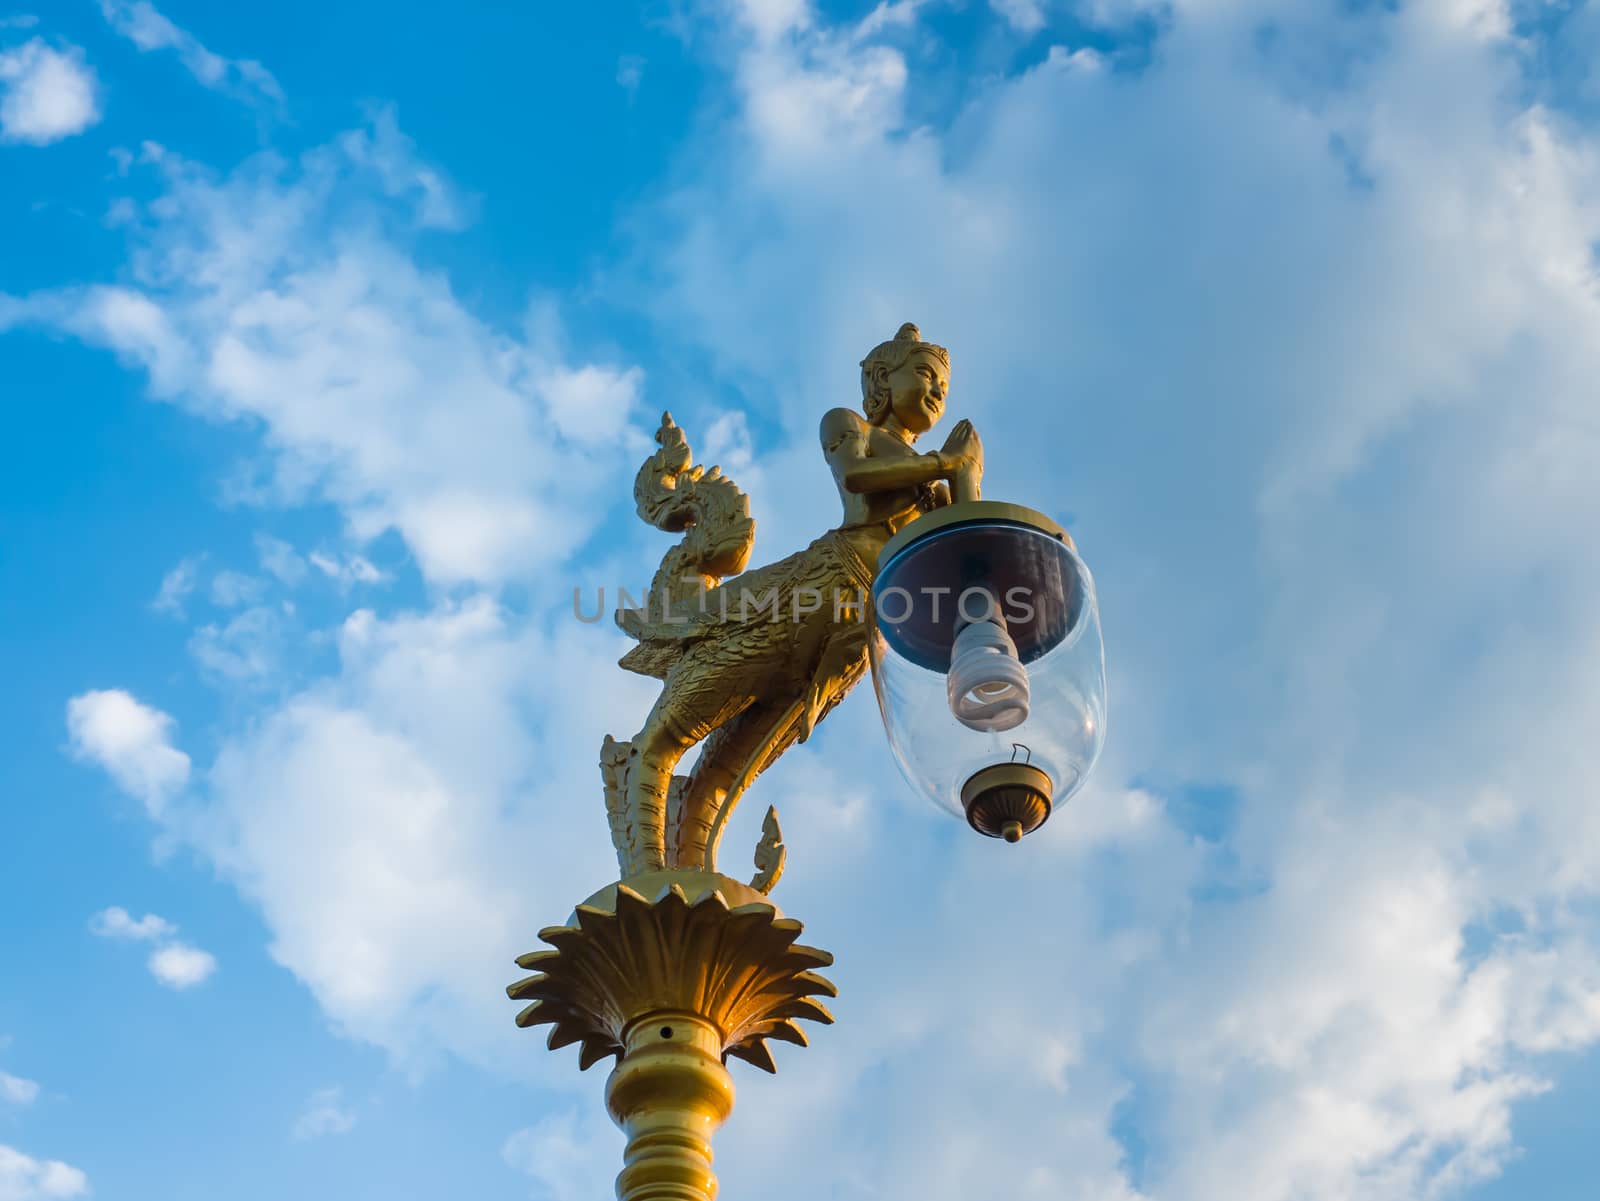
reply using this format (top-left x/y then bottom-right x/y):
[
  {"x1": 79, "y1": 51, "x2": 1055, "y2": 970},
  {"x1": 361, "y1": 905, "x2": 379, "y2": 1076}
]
[
  {"x1": 512, "y1": 324, "x2": 983, "y2": 1201},
  {"x1": 602, "y1": 323, "x2": 983, "y2": 884}
]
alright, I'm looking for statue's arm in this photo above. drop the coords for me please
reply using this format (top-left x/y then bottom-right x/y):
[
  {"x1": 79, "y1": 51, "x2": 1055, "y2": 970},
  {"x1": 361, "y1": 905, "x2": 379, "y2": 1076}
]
[{"x1": 820, "y1": 408, "x2": 957, "y2": 494}]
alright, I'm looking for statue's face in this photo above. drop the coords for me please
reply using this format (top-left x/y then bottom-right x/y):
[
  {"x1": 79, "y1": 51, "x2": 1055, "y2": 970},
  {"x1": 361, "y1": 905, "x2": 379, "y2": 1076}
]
[{"x1": 884, "y1": 348, "x2": 949, "y2": 436}]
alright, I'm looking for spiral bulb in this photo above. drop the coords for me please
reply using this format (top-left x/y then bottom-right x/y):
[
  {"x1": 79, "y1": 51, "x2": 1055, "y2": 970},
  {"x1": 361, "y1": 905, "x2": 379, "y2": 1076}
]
[{"x1": 947, "y1": 599, "x2": 1030, "y2": 732}]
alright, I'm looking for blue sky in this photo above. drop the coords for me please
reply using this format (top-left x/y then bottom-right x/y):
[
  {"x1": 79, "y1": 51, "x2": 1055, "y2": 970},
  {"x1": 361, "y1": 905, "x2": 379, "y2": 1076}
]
[{"x1": 4, "y1": 1, "x2": 1600, "y2": 1198}]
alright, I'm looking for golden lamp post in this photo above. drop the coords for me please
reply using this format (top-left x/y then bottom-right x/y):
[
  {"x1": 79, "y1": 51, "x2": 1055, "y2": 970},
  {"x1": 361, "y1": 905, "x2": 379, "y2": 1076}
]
[{"x1": 508, "y1": 324, "x2": 1107, "y2": 1200}]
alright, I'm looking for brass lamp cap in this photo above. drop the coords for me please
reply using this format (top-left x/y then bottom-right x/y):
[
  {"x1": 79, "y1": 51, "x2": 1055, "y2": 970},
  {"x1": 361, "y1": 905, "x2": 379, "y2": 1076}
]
[
  {"x1": 872, "y1": 500, "x2": 1083, "y2": 673},
  {"x1": 960, "y1": 762, "x2": 1054, "y2": 841},
  {"x1": 877, "y1": 499, "x2": 1071, "y2": 570}
]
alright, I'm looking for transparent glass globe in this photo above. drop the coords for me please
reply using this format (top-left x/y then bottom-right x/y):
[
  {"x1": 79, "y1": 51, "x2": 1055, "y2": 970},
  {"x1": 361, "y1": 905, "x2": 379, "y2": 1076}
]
[{"x1": 868, "y1": 504, "x2": 1106, "y2": 841}]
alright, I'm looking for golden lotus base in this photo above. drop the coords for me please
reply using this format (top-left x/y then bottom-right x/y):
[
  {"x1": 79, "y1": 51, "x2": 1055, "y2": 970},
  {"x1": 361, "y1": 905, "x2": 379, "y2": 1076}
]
[{"x1": 509, "y1": 870, "x2": 836, "y2": 1201}]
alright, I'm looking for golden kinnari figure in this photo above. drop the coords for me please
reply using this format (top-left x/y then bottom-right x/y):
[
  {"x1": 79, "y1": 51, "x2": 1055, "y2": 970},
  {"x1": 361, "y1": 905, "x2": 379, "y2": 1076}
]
[{"x1": 510, "y1": 324, "x2": 984, "y2": 1201}]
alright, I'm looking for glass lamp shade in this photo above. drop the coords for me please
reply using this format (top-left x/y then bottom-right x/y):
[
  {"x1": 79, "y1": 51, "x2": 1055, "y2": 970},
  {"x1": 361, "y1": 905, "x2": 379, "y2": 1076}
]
[{"x1": 868, "y1": 501, "x2": 1106, "y2": 841}]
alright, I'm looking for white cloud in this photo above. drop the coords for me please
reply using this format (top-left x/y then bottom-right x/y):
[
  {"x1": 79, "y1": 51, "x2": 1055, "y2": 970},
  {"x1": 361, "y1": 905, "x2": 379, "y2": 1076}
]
[
  {"x1": 151, "y1": 555, "x2": 201, "y2": 616},
  {"x1": 146, "y1": 942, "x2": 216, "y2": 989},
  {"x1": 88, "y1": 906, "x2": 174, "y2": 941},
  {"x1": 698, "y1": 409, "x2": 755, "y2": 477},
  {"x1": 0, "y1": 1145, "x2": 88, "y2": 1200},
  {"x1": 208, "y1": 569, "x2": 265, "y2": 608},
  {"x1": 188, "y1": 606, "x2": 285, "y2": 683},
  {"x1": 732, "y1": 20, "x2": 908, "y2": 162},
  {"x1": 730, "y1": 0, "x2": 812, "y2": 43},
  {"x1": 186, "y1": 597, "x2": 638, "y2": 1063},
  {"x1": 66, "y1": 689, "x2": 190, "y2": 817},
  {"x1": 89, "y1": 906, "x2": 216, "y2": 989},
  {"x1": 1073, "y1": 0, "x2": 1162, "y2": 27},
  {"x1": 55, "y1": 594, "x2": 653, "y2": 1067},
  {"x1": 334, "y1": 108, "x2": 465, "y2": 230},
  {"x1": 8, "y1": 284, "x2": 195, "y2": 394},
  {"x1": 1043, "y1": 44, "x2": 1105, "y2": 72},
  {"x1": 97, "y1": 0, "x2": 281, "y2": 108},
  {"x1": 538, "y1": 362, "x2": 645, "y2": 447},
  {"x1": 290, "y1": 1088, "x2": 356, "y2": 1141},
  {"x1": 0, "y1": 1073, "x2": 38, "y2": 1106},
  {"x1": 856, "y1": 0, "x2": 928, "y2": 37},
  {"x1": 307, "y1": 550, "x2": 385, "y2": 588},
  {"x1": 254, "y1": 534, "x2": 307, "y2": 586},
  {"x1": 991, "y1": 0, "x2": 1048, "y2": 34},
  {"x1": 3, "y1": 112, "x2": 648, "y2": 585},
  {"x1": 502, "y1": 1111, "x2": 618, "y2": 1201},
  {"x1": 0, "y1": 39, "x2": 100, "y2": 145},
  {"x1": 616, "y1": 54, "x2": 644, "y2": 97}
]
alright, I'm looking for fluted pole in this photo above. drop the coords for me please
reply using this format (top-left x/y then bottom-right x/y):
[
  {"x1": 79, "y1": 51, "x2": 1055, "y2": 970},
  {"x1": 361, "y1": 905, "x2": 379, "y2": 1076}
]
[{"x1": 606, "y1": 1014, "x2": 735, "y2": 1201}]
